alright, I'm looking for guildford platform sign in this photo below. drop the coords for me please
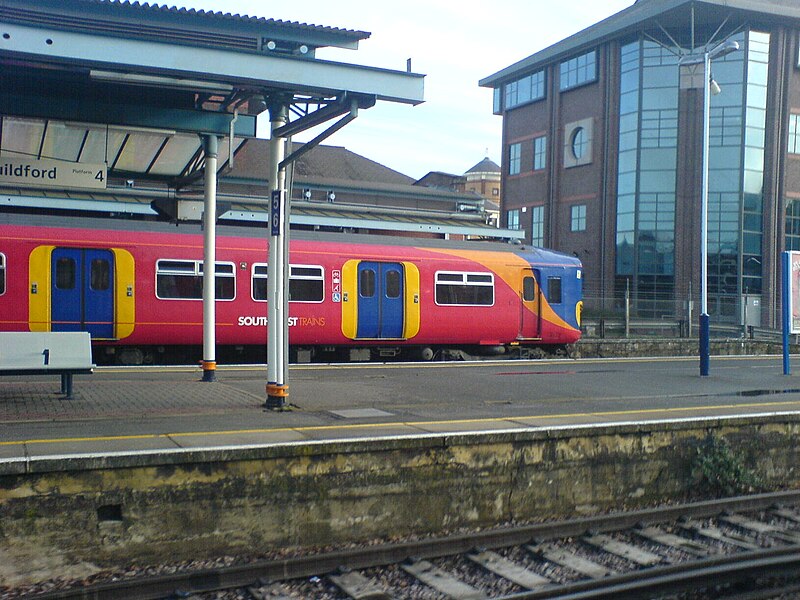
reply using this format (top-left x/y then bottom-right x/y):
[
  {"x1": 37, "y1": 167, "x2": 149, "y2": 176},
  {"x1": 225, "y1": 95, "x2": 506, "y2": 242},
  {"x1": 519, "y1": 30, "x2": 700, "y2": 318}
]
[{"x1": 0, "y1": 157, "x2": 107, "y2": 190}]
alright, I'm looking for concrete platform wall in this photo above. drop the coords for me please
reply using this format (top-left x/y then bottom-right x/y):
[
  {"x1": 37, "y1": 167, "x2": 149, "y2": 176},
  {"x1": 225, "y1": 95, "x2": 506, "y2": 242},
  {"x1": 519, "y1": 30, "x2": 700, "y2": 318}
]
[
  {"x1": 2, "y1": 415, "x2": 800, "y2": 582},
  {"x1": 574, "y1": 338, "x2": 793, "y2": 358}
]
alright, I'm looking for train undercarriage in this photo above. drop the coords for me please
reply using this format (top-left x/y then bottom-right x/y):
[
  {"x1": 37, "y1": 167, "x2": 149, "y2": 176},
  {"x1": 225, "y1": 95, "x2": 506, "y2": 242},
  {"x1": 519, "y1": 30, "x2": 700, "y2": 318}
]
[{"x1": 95, "y1": 342, "x2": 573, "y2": 366}]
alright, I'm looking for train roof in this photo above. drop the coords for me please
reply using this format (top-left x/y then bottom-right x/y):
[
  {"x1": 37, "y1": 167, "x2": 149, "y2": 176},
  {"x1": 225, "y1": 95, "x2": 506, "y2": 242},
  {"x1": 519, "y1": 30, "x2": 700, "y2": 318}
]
[{"x1": 0, "y1": 211, "x2": 581, "y2": 267}]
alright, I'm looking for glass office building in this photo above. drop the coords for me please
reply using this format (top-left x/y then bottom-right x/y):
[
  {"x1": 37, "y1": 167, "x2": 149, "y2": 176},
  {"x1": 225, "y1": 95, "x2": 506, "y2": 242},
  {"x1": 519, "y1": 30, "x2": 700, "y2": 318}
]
[{"x1": 481, "y1": 0, "x2": 800, "y2": 328}]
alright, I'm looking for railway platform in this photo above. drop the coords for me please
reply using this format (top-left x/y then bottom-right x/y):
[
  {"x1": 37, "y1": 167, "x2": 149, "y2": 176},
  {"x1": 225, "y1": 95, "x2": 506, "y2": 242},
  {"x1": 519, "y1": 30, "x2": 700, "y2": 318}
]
[
  {"x1": 2, "y1": 354, "x2": 800, "y2": 460},
  {"x1": 4, "y1": 354, "x2": 800, "y2": 588}
]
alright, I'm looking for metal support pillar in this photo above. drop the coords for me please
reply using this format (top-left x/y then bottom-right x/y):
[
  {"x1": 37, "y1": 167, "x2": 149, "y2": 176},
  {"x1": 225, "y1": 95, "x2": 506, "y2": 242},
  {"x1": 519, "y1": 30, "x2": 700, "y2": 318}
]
[
  {"x1": 678, "y1": 40, "x2": 738, "y2": 376},
  {"x1": 266, "y1": 102, "x2": 289, "y2": 408},
  {"x1": 699, "y1": 51, "x2": 711, "y2": 377},
  {"x1": 201, "y1": 134, "x2": 219, "y2": 382}
]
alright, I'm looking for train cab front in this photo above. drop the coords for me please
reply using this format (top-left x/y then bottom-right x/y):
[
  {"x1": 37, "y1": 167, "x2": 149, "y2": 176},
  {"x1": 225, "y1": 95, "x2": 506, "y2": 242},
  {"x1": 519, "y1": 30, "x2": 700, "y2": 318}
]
[{"x1": 525, "y1": 250, "x2": 584, "y2": 345}]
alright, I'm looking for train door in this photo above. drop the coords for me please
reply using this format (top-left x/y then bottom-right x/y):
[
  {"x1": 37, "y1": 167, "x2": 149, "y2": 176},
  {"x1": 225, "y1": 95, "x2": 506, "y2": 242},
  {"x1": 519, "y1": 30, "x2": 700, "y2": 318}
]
[
  {"x1": 357, "y1": 261, "x2": 404, "y2": 338},
  {"x1": 519, "y1": 268, "x2": 542, "y2": 339},
  {"x1": 51, "y1": 248, "x2": 115, "y2": 338}
]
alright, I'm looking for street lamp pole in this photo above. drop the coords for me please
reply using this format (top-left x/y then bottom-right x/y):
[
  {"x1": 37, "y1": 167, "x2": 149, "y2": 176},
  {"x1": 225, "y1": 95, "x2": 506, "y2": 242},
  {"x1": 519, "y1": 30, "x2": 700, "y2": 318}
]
[
  {"x1": 699, "y1": 49, "x2": 712, "y2": 377},
  {"x1": 680, "y1": 39, "x2": 739, "y2": 377}
]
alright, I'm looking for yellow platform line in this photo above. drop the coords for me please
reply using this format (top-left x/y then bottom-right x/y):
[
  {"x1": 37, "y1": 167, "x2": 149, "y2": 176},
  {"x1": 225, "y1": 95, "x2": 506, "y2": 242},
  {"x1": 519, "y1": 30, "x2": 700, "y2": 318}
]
[{"x1": 3, "y1": 399, "x2": 800, "y2": 448}]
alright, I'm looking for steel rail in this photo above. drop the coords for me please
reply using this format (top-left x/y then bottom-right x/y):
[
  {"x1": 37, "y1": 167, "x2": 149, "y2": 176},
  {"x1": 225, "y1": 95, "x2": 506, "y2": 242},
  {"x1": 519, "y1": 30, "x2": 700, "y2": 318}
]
[
  {"x1": 497, "y1": 547, "x2": 800, "y2": 599},
  {"x1": 24, "y1": 489, "x2": 800, "y2": 600}
]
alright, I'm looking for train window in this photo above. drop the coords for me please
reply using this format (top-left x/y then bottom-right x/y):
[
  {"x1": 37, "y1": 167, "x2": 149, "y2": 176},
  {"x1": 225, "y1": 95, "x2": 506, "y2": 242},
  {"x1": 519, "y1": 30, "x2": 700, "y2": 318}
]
[
  {"x1": 156, "y1": 259, "x2": 235, "y2": 300},
  {"x1": 360, "y1": 269, "x2": 376, "y2": 298},
  {"x1": 252, "y1": 264, "x2": 268, "y2": 301},
  {"x1": 523, "y1": 276, "x2": 536, "y2": 302},
  {"x1": 251, "y1": 264, "x2": 325, "y2": 303},
  {"x1": 385, "y1": 270, "x2": 401, "y2": 299},
  {"x1": 55, "y1": 257, "x2": 76, "y2": 290},
  {"x1": 467, "y1": 274, "x2": 493, "y2": 284},
  {"x1": 547, "y1": 277, "x2": 563, "y2": 304},
  {"x1": 289, "y1": 265, "x2": 324, "y2": 303},
  {"x1": 90, "y1": 259, "x2": 110, "y2": 291},
  {"x1": 435, "y1": 271, "x2": 494, "y2": 306},
  {"x1": 0, "y1": 253, "x2": 5, "y2": 295}
]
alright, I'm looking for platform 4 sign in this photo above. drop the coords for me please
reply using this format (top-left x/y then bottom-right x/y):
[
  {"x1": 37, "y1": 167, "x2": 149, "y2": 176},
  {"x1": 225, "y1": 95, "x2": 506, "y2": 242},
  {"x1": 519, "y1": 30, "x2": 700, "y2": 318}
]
[{"x1": 0, "y1": 157, "x2": 107, "y2": 190}]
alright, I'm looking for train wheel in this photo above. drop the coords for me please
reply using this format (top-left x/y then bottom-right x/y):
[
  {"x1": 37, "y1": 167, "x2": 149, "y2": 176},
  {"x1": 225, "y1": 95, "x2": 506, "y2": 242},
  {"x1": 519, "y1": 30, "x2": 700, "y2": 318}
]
[
  {"x1": 418, "y1": 347, "x2": 435, "y2": 361},
  {"x1": 116, "y1": 347, "x2": 155, "y2": 365}
]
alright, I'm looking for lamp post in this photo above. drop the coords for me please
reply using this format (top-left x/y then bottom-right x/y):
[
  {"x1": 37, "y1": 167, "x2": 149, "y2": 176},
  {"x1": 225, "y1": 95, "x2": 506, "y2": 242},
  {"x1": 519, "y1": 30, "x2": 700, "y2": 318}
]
[{"x1": 679, "y1": 39, "x2": 739, "y2": 376}]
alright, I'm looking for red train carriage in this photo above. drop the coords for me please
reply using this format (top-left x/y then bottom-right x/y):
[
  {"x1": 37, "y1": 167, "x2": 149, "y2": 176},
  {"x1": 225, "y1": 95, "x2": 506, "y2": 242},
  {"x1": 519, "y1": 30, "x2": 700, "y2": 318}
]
[{"x1": 0, "y1": 214, "x2": 582, "y2": 364}]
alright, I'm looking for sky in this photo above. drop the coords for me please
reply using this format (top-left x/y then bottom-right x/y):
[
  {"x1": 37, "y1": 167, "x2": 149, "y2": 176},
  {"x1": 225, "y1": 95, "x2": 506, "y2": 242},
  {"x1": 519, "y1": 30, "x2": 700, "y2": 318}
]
[{"x1": 175, "y1": 0, "x2": 635, "y2": 179}]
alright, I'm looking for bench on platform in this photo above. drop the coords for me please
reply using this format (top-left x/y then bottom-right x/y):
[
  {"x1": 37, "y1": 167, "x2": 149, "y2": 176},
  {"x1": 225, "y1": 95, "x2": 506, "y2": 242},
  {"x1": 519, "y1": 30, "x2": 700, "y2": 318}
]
[{"x1": 0, "y1": 332, "x2": 95, "y2": 399}]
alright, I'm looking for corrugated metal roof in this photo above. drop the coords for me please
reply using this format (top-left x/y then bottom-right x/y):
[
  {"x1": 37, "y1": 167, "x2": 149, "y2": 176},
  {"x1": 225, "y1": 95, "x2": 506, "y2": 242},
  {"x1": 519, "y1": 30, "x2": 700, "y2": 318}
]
[
  {"x1": 88, "y1": 0, "x2": 370, "y2": 39},
  {"x1": 0, "y1": 0, "x2": 370, "y2": 56}
]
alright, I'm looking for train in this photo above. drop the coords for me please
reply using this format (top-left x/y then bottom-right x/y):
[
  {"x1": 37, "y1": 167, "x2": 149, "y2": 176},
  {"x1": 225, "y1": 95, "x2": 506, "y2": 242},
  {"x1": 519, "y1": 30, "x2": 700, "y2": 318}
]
[{"x1": 0, "y1": 213, "x2": 583, "y2": 364}]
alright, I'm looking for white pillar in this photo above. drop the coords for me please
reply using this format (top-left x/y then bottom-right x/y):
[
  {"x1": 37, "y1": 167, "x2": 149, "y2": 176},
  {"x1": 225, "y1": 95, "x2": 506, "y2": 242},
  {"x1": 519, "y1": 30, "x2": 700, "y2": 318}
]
[
  {"x1": 202, "y1": 134, "x2": 219, "y2": 382},
  {"x1": 266, "y1": 102, "x2": 289, "y2": 407}
]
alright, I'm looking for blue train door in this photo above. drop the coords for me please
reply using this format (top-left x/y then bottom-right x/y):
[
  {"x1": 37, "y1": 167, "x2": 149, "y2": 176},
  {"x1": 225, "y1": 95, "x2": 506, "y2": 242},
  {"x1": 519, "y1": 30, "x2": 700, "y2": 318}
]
[
  {"x1": 357, "y1": 262, "x2": 404, "y2": 338},
  {"x1": 51, "y1": 248, "x2": 115, "y2": 338}
]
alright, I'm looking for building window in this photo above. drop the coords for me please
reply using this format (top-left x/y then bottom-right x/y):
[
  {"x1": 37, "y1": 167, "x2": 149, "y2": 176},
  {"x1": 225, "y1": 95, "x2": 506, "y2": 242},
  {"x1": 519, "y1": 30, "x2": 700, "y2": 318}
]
[
  {"x1": 533, "y1": 135, "x2": 547, "y2": 170},
  {"x1": 560, "y1": 50, "x2": 597, "y2": 91},
  {"x1": 507, "y1": 209, "x2": 520, "y2": 230},
  {"x1": 571, "y1": 128, "x2": 587, "y2": 159},
  {"x1": 435, "y1": 272, "x2": 494, "y2": 306},
  {"x1": 786, "y1": 198, "x2": 800, "y2": 251},
  {"x1": 531, "y1": 205, "x2": 544, "y2": 246},
  {"x1": 564, "y1": 119, "x2": 593, "y2": 168},
  {"x1": 509, "y1": 142, "x2": 521, "y2": 175},
  {"x1": 156, "y1": 259, "x2": 235, "y2": 300},
  {"x1": 789, "y1": 114, "x2": 800, "y2": 155},
  {"x1": 503, "y1": 70, "x2": 546, "y2": 110},
  {"x1": 571, "y1": 205, "x2": 587, "y2": 231}
]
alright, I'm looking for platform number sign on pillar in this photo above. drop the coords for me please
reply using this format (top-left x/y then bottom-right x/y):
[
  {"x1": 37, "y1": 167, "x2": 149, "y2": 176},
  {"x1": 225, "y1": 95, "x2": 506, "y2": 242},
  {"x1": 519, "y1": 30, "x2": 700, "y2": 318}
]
[{"x1": 271, "y1": 189, "x2": 283, "y2": 236}]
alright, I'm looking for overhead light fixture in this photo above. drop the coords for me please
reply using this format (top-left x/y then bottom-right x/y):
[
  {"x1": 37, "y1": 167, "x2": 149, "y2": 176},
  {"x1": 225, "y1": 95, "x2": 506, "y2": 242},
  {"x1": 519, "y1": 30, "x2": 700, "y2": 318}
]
[{"x1": 90, "y1": 70, "x2": 234, "y2": 94}]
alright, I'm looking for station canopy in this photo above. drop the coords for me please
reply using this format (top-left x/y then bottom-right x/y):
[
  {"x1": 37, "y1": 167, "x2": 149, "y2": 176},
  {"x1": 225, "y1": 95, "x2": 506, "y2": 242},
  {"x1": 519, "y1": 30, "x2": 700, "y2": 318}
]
[{"x1": 0, "y1": 0, "x2": 424, "y2": 215}]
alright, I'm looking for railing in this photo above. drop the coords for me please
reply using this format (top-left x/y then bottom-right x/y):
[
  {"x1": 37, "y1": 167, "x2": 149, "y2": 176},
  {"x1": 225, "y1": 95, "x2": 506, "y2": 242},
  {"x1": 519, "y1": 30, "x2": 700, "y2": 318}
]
[{"x1": 580, "y1": 292, "x2": 787, "y2": 342}]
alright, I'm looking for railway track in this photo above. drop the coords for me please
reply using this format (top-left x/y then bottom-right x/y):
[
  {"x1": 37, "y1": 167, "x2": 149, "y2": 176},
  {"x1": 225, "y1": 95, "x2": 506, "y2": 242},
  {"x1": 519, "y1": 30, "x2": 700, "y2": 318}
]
[{"x1": 17, "y1": 490, "x2": 800, "y2": 600}]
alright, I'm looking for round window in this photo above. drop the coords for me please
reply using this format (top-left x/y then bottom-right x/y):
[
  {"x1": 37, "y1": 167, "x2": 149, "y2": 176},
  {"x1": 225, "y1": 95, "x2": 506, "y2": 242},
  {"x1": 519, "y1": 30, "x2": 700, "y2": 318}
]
[{"x1": 571, "y1": 127, "x2": 587, "y2": 160}]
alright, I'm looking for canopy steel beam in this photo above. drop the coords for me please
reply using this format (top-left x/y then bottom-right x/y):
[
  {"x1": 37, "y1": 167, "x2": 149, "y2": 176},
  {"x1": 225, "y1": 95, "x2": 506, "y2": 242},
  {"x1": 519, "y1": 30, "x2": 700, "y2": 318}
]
[{"x1": 0, "y1": 22, "x2": 424, "y2": 105}]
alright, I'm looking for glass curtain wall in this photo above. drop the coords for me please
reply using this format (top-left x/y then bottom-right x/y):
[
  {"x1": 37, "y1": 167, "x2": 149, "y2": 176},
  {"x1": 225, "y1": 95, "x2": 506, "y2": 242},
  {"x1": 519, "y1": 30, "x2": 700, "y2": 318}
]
[
  {"x1": 707, "y1": 31, "x2": 767, "y2": 321},
  {"x1": 615, "y1": 39, "x2": 679, "y2": 317},
  {"x1": 614, "y1": 31, "x2": 768, "y2": 323}
]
